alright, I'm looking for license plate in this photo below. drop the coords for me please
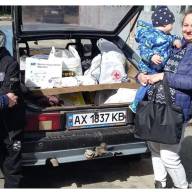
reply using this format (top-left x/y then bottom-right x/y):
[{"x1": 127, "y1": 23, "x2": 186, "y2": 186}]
[{"x1": 66, "y1": 110, "x2": 127, "y2": 129}]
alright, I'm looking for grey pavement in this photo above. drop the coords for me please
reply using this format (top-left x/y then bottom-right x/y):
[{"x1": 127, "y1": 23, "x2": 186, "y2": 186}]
[{"x1": 0, "y1": 126, "x2": 192, "y2": 188}]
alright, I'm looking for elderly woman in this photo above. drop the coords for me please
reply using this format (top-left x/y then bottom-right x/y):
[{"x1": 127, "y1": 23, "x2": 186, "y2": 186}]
[{"x1": 137, "y1": 10, "x2": 192, "y2": 188}]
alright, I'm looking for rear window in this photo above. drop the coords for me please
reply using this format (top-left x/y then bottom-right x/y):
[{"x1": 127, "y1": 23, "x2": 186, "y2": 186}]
[{"x1": 21, "y1": 6, "x2": 131, "y2": 32}]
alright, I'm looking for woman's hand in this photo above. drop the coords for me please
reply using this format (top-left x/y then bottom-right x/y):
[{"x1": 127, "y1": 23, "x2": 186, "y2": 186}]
[
  {"x1": 137, "y1": 73, "x2": 149, "y2": 86},
  {"x1": 148, "y1": 73, "x2": 164, "y2": 84}
]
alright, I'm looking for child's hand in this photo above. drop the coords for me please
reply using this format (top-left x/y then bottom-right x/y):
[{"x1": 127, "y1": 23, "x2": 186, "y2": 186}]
[
  {"x1": 173, "y1": 39, "x2": 182, "y2": 48},
  {"x1": 151, "y1": 54, "x2": 162, "y2": 65},
  {"x1": 6, "y1": 93, "x2": 18, "y2": 107}
]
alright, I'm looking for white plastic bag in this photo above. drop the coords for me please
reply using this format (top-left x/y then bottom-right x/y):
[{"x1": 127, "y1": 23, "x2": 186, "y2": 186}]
[
  {"x1": 97, "y1": 38, "x2": 123, "y2": 54},
  {"x1": 53, "y1": 77, "x2": 79, "y2": 88},
  {"x1": 53, "y1": 75, "x2": 97, "y2": 88},
  {"x1": 84, "y1": 51, "x2": 126, "y2": 84},
  {"x1": 99, "y1": 51, "x2": 126, "y2": 84},
  {"x1": 49, "y1": 46, "x2": 82, "y2": 76},
  {"x1": 84, "y1": 54, "x2": 102, "y2": 81},
  {"x1": 104, "y1": 88, "x2": 137, "y2": 104},
  {"x1": 76, "y1": 76, "x2": 97, "y2": 86}
]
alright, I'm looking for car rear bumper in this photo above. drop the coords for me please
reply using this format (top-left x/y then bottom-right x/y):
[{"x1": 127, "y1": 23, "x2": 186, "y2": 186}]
[
  {"x1": 22, "y1": 125, "x2": 148, "y2": 166},
  {"x1": 22, "y1": 141, "x2": 148, "y2": 166},
  {"x1": 23, "y1": 125, "x2": 140, "y2": 152}
]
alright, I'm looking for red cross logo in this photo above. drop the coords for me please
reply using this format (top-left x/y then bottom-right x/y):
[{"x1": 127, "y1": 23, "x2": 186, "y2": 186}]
[{"x1": 112, "y1": 70, "x2": 121, "y2": 80}]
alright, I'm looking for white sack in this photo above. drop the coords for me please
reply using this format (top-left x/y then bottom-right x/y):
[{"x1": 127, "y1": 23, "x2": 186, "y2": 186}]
[
  {"x1": 84, "y1": 51, "x2": 126, "y2": 84},
  {"x1": 99, "y1": 51, "x2": 126, "y2": 84},
  {"x1": 104, "y1": 88, "x2": 137, "y2": 104}
]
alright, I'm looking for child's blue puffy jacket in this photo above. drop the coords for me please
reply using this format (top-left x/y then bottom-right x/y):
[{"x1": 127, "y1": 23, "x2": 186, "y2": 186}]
[{"x1": 136, "y1": 20, "x2": 177, "y2": 73}]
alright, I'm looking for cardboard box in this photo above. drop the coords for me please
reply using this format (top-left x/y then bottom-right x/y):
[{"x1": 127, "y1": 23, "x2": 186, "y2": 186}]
[{"x1": 25, "y1": 56, "x2": 62, "y2": 89}]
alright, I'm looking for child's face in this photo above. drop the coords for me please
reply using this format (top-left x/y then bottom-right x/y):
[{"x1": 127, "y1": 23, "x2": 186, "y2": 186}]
[{"x1": 163, "y1": 24, "x2": 173, "y2": 33}]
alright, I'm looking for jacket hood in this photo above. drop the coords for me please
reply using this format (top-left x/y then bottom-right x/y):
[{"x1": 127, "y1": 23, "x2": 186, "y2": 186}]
[
  {"x1": 135, "y1": 20, "x2": 154, "y2": 43},
  {"x1": 135, "y1": 20, "x2": 171, "y2": 44}
]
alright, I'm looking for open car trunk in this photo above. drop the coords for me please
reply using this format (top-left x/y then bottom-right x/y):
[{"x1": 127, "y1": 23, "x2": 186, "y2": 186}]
[{"x1": 11, "y1": 6, "x2": 148, "y2": 166}]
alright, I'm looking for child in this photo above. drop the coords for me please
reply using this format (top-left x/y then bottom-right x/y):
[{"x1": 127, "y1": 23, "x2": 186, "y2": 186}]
[
  {"x1": 0, "y1": 93, "x2": 18, "y2": 109},
  {"x1": 129, "y1": 6, "x2": 181, "y2": 113}
]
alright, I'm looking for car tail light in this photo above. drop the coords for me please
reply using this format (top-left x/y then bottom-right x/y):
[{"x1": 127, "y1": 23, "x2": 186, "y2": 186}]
[{"x1": 25, "y1": 113, "x2": 61, "y2": 132}]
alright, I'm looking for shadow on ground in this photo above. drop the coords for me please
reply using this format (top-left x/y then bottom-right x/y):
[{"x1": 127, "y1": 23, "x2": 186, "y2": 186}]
[
  {"x1": 22, "y1": 154, "x2": 153, "y2": 188},
  {"x1": 19, "y1": 128, "x2": 192, "y2": 188}
]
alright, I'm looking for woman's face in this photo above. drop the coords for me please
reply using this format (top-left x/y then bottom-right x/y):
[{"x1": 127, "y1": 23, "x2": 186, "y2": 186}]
[{"x1": 182, "y1": 13, "x2": 192, "y2": 42}]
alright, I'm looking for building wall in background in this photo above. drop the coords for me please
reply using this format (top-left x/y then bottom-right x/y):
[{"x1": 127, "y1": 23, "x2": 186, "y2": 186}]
[{"x1": 130, "y1": 5, "x2": 192, "y2": 53}]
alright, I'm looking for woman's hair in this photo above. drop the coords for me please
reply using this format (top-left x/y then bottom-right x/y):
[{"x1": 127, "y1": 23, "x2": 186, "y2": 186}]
[{"x1": 182, "y1": 9, "x2": 192, "y2": 25}]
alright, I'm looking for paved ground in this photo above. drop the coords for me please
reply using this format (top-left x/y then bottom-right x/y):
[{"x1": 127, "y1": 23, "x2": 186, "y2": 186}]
[{"x1": 0, "y1": 126, "x2": 192, "y2": 188}]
